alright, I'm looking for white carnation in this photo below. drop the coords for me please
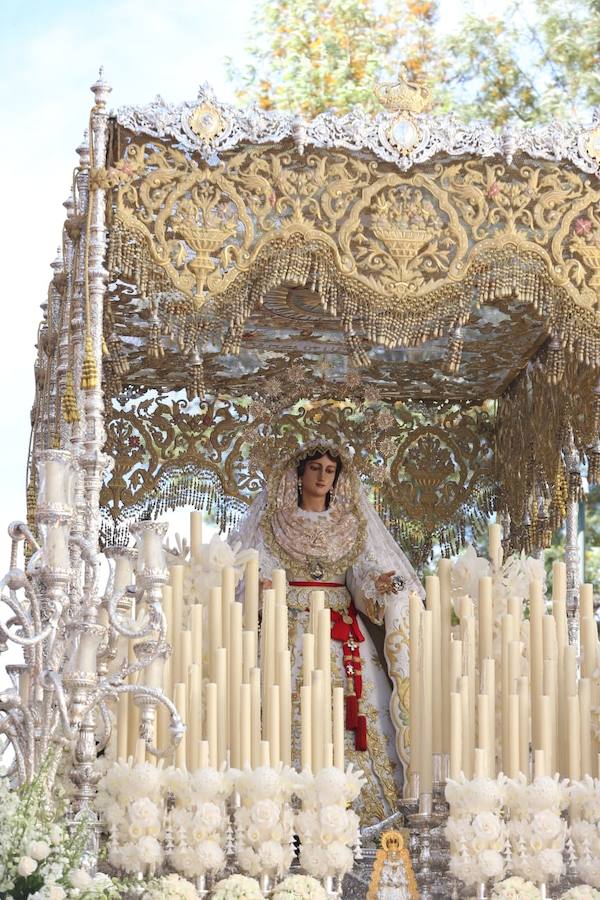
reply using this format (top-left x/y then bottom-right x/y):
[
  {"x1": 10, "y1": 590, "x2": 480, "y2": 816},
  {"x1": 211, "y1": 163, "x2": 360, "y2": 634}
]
[
  {"x1": 258, "y1": 840, "x2": 285, "y2": 872},
  {"x1": 137, "y1": 835, "x2": 162, "y2": 867},
  {"x1": 27, "y1": 840, "x2": 51, "y2": 861},
  {"x1": 479, "y1": 849, "x2": 505, "y2": 879},
  {"x1": 250, "y1": 798, "x2": 280, "y2": 831},
  {"x1": 324, "y1": 841, "x2": 353, "y2": 873},
  {"x1": 195, "y1": 839, "x2": 225, "y2": 872},
  {"x1": 69, "y1": 868, "x2": 92, "y2": 889}
]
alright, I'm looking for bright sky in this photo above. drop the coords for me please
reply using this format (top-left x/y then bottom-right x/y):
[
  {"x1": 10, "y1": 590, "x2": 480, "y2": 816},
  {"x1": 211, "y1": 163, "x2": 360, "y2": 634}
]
[{"x1": 0, "y1": 0, "x2": 251, "y2": 544}]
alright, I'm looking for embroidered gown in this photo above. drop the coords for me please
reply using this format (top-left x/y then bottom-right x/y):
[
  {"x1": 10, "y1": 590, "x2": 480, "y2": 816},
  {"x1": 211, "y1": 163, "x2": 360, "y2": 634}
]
[{"x1": 232, "y1": 448, "x2": 423, "y2": 825}]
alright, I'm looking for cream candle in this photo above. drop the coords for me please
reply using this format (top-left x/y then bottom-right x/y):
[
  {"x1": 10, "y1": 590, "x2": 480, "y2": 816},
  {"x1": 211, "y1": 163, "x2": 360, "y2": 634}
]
[
  {"x1": 180, "y1": 631, "x2": 192, "y2": 690},
  {"x1": 539, "y1": 694, "x2": 552, "y2": 776},
  {"x1": 275, "y1": 603, "x2": 288, "y2": 655},
  {"x1": 301, "y1": 685, "x2": 312, "y2": 771},
  {"x1": 518, "y1": 675, "x2": 530, "y2": 779},
  {"x1": 508, "y1": 694, "x2": 519, "y2": 779},
  {"x1": 269, "y1": 684, "x2": 280, "y2": 765},
  {"x1": 333, "y1": 685, "x2": 345, "y2": 770},
  {"x1": 261, "y1": 589, "x2": 276, "y2": 721},
  {"x1": 250, "y1": 666, "x2": 261, "y2": 769},
  {"x1": 449, "y1": 638, "x2": 463, "y2": 694},
  {"x1": 478, "y1": 577, "x2": 493, "y2": 665},
  {"x1": 477, "y1": 693, "x2": 491, "y2": 776},
  {"x1": 302, "y1": 633, "x2": 315, "y2": 686},
  {"x1": 567, "y1": 695, "x2": 581, "y2": 781},
  {"x1": 190, "y1": 511, "x2": 203, "y2": 562},
  {"x1": 215, "y1": 647, "x2": 228, "y2": 766},
  {"x1": 272, "y1": 569, "x2": 287, "y2": 606},
  {"x1": 508, "y1": 596, "x2": 522, "y2": 641},
  {"x1": 420, "y1": 609, "x2": 433, "y2": 794},
  {"x1": 309, "y1": 590, "x2": 325, "y2": 635},
  {"x1": 188, "y1": 664, "x2": 202, "y2": 771},
  {"x1": 209, "y1": 587, "x2": 222, "y2": 681},
  {"x1": 311, "y1": 669, "x2": 324, "y2": 772},
  {"x1": 481, "y1": 658, "x2": 496, "y2": 774},
  {"x1": 206, "y1": 682, "x2": 218, "y2": 768},
  {"x1": 174, "y1": 682, "x2": 187, "y2": 771},
  {"x1": 277, "y1": 650, "x2": 292, "y2": 766},
  {"x1": 581, "y1": 617, "x2": 597, "y2": 679},
  {"x1": 240, "y1": 683, "x2": 252, "y2": 768},
  {"x1": 529, "y1": 580, "x2": 544, "y2": 747},
  {"x1": 134, "y1": 737, "x2": 146, "y2": 766},
  {"x1": 171, "y1": 566, "x2": 185, "y2": 684},
  {"x1": 426, "y1": 576, "x2": 442, "y2": 756},
  {"x1": 460, "y1": 674, "x2": 471, "y2": 779},
  {"x1": 229, "y1": 602, "x2": 243, "y2": 767},
  {"x1": 450, "y1": 692, "x2": 462, "y2": 779},
  {"x1": 117, "y1": 693, "x2": 128, "y2": 762},
  {"x1": 199, "y1": 740, "x2": 210, "y2": 769},
  {"x1": 242, "y1": 629, "x2": 257, "y2": 683},
  {"x1": 259, "y1": 741, "x2": 270, "y2": 767},
  {"x1": 580, "y1": 678, "x2": 593, "y2": 777},
  {"x1": 581, "y1": 583, "x2": 594, "y2": 622},
  {"x1": 439, "y1": 558, "x2": 453, "y2": 754},
  {"x1": 317, "y1": 608, "x2": 332, "y2": 745},
  {"x1": 191, "y1": 605, "x2": 203, "y2": 668},
  {"x1": 244, "y1": 551, "x2": 259, "y2": 635},
  {"x1": 409, "y1": 592, "x2": 422, "y2": 781},
  {"x1": 221, "y1": 566, "x2": 235, "y2": 652},
  {"x1": 488, "y1": 522, "x2": 502, "y2": 569}
]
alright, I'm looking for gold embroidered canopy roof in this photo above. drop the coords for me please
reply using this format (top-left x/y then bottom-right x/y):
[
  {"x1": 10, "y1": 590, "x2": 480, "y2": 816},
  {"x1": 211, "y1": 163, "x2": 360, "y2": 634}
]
[{"x1": 32, "y1": 79, "x2": 600, "y2": 563}]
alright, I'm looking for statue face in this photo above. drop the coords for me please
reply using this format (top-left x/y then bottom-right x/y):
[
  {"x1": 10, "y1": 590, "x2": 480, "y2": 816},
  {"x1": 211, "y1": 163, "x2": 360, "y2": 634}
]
[{"x1": 300, "y1": 454, "x2": 338, "y2": 503}]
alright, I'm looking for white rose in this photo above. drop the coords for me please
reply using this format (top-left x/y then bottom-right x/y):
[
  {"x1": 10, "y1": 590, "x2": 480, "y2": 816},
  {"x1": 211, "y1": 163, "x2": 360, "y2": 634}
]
[
  {"x1": 49, "y1": 886, "x2": 67, "y2": 900},
  {"x1": 137, "y1": 835, "x2": 162, "y2": 866},
  {"x1": 479, "y1": 849, "x2": 505, "y2": 879},
  {"x1": 196, "y1": 838, "x2": 225, "y2": 872},
  {"x1": 258, "y1": 840, "x2": 285, "y2": 872},
  {"x1": 300, "y1": 845, "x2": 327, "y2": 878},
  {"x1": 531, "y1": 809, "x2": 565, "y2": 843},
  {"x1": 27, "y1": 840, "x2": 51, "y2": 861},
  {"x1": 207, "y1": 536, "x2": 236, "y2": 572},
  {"x1": 129, "y1": 798, "x2": 160, "y2": 827},
  {"x1": 250, "y1": 799, "x2": 280, "y2": 832},
  {"x1": 313, "y1": 768, "x2": 347, "y2": 807},
  {"x1": 70, "y1": 868, "x2": 92, "y2": 889},
  {"x1": 171, "y1": 845, "x2": 198, "y2": 877},
  {"x1": 129, "y1": 822, "x2": 144, "y2": 840},
  {"x1": 325, "y1": 841, "x2": 353, "y2": 874},
  {"x1": 537, "y1": 847, "x2": 564, "y2": 878},
  {"x1": 237, "y1": 845, "x2": 261, "y2": 876},
  {"x1": 319, "y1": 805, "x2": 348, "y2": 836},
  {"x1": 472, "y1": 811, "x2": 503, "y2": 843},
  {"x1": 17, "y1": 856, "x2": 38, "y2": 877},
  {"x1": 195, "y1": 802, "x2": 222, "y2": 833}
]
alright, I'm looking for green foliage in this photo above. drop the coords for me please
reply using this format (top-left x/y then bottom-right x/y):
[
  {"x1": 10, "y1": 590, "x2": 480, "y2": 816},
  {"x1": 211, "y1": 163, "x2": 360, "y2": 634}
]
[{"x1": 227, "y1": 0, "x2": 600, "y2": 125}]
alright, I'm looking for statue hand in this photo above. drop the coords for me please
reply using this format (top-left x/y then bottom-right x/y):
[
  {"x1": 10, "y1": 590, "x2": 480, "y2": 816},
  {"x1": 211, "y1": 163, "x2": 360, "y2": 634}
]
[{"x1": 374, "y1": 571, "x2": 399, "y2": 595}]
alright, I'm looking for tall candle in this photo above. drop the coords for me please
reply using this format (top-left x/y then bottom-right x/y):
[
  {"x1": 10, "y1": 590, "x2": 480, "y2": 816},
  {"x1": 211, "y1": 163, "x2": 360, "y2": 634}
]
[
  {"x1": 488, "y1": 522, "x2": 502, "y2": 568},
  {"x1": 518, "y1": 675, "x2": 530, "y2": 779},
  {"x1": 215, "y1": 647, "x2": 228, "y2": 766},
  {"x1": 420, "y1": 610, "x2": 433, "y2": 794},
  {"x1": 190, "y1": 511, "x2": 203, "y2": 562},
  {"x1": 244, "y1": 551, "x2": 259, "y2": 635},
  {"x1": 450, "y1": 691, "x2": 462, "y2": 780},
  {"x1": 426, "y1": 576, "x2": 442, "y2": 755},
  {"x1": 449, "y1": 638, "x2": 463, "y2": 694},
  {"x1": 508, "y1": 596, "x2": 522, "y2": 641},
  {"x1": 221, "y1": 566, "x2": 235, "y2": 652},
  {"x1": 250, "y1": 667, "x2": 261, "y2": 769},
  {"x1": 302, "y1": 633, "x2": 315, "y2": 686},
  {"x1": 542, "y1": 615, "x2": 558, "y2": 661},
  {"x1": 209, "y1": 587, "x2": 222, "y2": 681},
  {"x1": 134, "y1": 737, "x2": 146, "y2": 766},
  {"x1": 552, "y1": 560, "x2": 566, "y2": 603},
  {"x1": 529, "y1": 580, "x2": 544, "y2": 747},
  {"x1": 317, "y1": 608, "x2": 332, "y2": 744},
  {"x1": 508, "y1": 694, "x2": 519, "y2": 779},
  {"x1": 543, "y1": 658, "x2": 558, "y2": 775},
  {"x1": 301, "y1": 685, "x2": 312, "y2": 770},
  {"x1": 477, "y1": 693, "x2": 491, "y2": 776},
  {"x1": 261, "y1": 589, "x2": 276, "y2": 721},
  {"x1": 199, "y1": 740, "x2": 210, "y2": 769},
  {"x1": 482, "y1": 658, "x2": 496, "y2": 774},
  {"x1": 460, "y1": 674, "x2": 471, "y2": 779},
  {"x1": 188, "y1": 664, "x2": 202, "y2": 771},
  {"x1": 311, "y1": 669, "x2": 324, "y2": 772},
  {"x1": 478, "y1": 577, "x2": 493, "y2": 665},
  {"x1": 277, "y1": 650, "x2": 292, "y2": 766},
  {"x1": 171, "y1": 566, "x2": 185, "y2": 684},
  {"x1": 534, "y1": 749, "x2": 546, "y2": 779},
  {"x1": 567, "y1": 695, "x2": 581, "y2": 780},
  {"x1": 174, "y1": 682, "x2": 187, "y2": 770},
  {"x1": 409, "y1": 592, "x2": 422, "y2": 779},
  {"x1": 333, "y1": 686, "x2": 345, "y2": 770},
  {"x1": 462, "y1": 614, "x2": 476, "y2": 771},
  {"x1": 539, "y1": 694, "x2": 552, "y2": 775},
  {"x1": 259, "y1": 741, "x2": 270, "y2": 767},
  {"x1": 242, "y1": 629, "x2": 257, "y2": 683},
  {"x1": 581, "y1": 583, "x2": 594, "y2": 622},
  {"x1": 275, "y1": 603, "x2": 288, "y2": 655},
  {"x1": 580, "y1": 678, "x2": 593, "y2": 777},
  {"x1": 309, "y1": 590, "x2": 325, "y2": 635},
  {"x1": 180, "y1": 631, "x2": 192, "y2": 690},
  {"x1": 501, "y1": 614, "x2": 514, "y2": 771},
  {"x1": 191, "y1": 605, "x2": 203, "y2": 667},
  {"x1": 272, "y1": 569, "x2": 287, "y2": 606},
  {"x1": 439, "y1": 558, "x2": 453, "y2": 754},
  {"x1": 269, "y1": 684, "x2": 281, "y2": 765},
  {"x1": 229, "y1": 602, "x2": 243, "y2": 767},
  {"x1": 581, "y1": 617, "x2": 597, "y2": 679},
  {"x1": 240, "y1": 683, "x2": 251, "y2": 768},
  {"x1": 117, "y1": 693, "x2": 128, "y2": 762},
  {"x1": 206, "y1": 682, "x2": 218, "y2": 768}
]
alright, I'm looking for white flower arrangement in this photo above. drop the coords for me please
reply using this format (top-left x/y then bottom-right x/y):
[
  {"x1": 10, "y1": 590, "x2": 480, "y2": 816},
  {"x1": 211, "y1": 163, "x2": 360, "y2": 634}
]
[
  {"x1": 505, "y1": 774, "x2": 568, "y2": 884},
  {"x1": 211, "y1": 873, "x2": 263, "y2": 899},
  {"x1": 181, "y1": 534, "x2": 256, "y2": 606},
  {"x1": 0, "y1": 755, "x2": 120, "y2": 899},
  {"x1": 144, "y1": 872, "x2": 200, "y2": 899},
  {"x1": 451, "y1": 545, "x2": 491, "y2": 610},
  {"x1": 166, "y1": 766, "x2": 232, "y2": 879},
  {"x1": 568, "y1": 775, "x2": 600, "y2": 888},
  {"x1": 490, "y1": 876, "x2": 541, "y2": 898},
  {"x1": 271, "y1": 874, "x2": 328, "y2": 899},
  {"x1": 294, "y1": 766, "x2": 364, "y2": 880},
  {"x1": 445, "y1": 774, "x2": 507, "y2": 887},
  {"x1": 96, "y1": 759, "x2": 165, "y2": 876},
  {"x1": 234, "y1": 765, "x2": 298, "y2": 880},
  {"x1": 559, "y1": 888, "x2": 600, "y2": 900}
]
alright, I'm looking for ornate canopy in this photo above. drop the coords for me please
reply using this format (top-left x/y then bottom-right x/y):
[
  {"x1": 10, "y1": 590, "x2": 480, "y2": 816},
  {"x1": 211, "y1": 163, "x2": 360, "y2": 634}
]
[{"x1": 31, "y1": 76, "x2": 600, "y2": 565}]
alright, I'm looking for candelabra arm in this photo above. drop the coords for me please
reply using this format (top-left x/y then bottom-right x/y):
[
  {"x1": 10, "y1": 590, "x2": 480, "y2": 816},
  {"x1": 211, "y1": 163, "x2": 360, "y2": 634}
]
[
  {"x1": 0, "y1": 718, "x2": 26, "y2": 783},
  {"x1": 8, "y1": 520, "x2": 41, "y2": 558},
  {"x1": 95, "y1": 699, "x2": 113, "y2": 754},
  {"x1": 68, "y1": 534, "x2": 101, "y2": 601},
  {"x1": 42, "y1": 671, "x2": 79, "y2": 741},
  {"x1": 106, "y1": 587, "x2": 160, "y2": 640},
  {"x1": 101, "y1": 682, "x2": 185, "y2": 758}
]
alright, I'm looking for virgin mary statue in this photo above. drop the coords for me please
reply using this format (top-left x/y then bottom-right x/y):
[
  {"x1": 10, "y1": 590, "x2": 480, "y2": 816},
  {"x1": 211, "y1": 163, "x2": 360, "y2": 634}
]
[{"x1": 232, "y1": 442, "x2": 423, "y2": 824}]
